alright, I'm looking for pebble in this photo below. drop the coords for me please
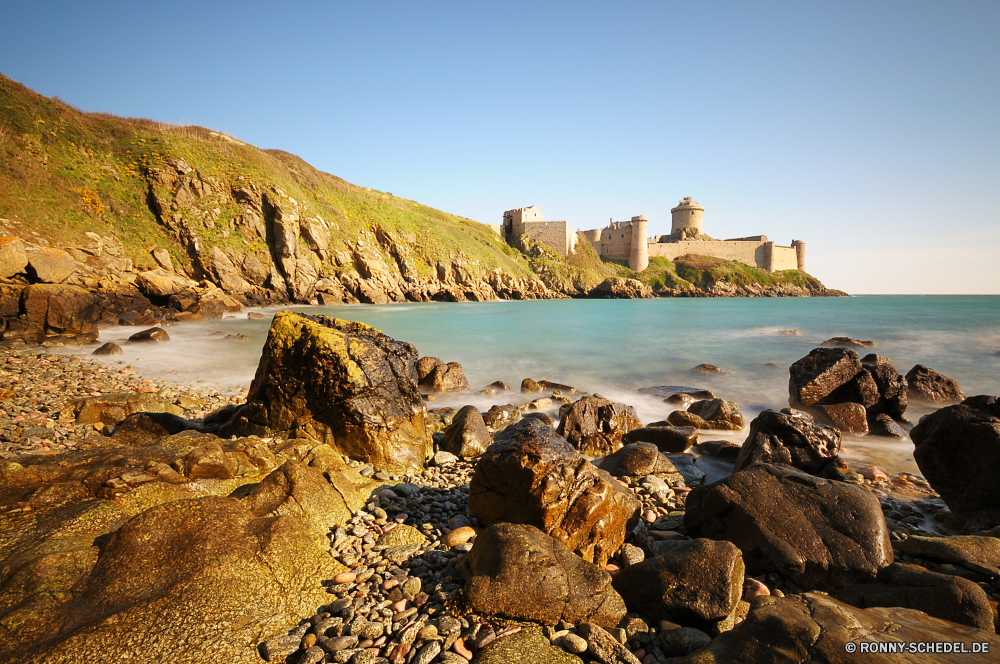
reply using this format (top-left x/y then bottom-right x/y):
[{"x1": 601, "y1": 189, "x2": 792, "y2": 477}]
[
  {"x1": 858, "y1": 465, "x2": 889, "y2": 482},
  {"x1": 643, "y1": 510, "x2": 658, "y2": 523},
  {"x1": 333, "y1": 571, "x2": 356, "y2": 584},
  {"x1": 562, "y1": 633, "x2": 588, "y2": 654},
  {"x1": 443, "y1": 526, "x2": 476, "y2": 547},
  {"x1": 452, "y1": 638, "x2": 473, "y2": 660},
  {"x1": 743, "y1": 578, "x2": 770, "y2": 601}
]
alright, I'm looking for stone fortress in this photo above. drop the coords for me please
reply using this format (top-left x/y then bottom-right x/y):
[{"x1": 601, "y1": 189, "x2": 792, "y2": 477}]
[{"x1": 503, "y1": 198, "x2": 805, "y2": 274}]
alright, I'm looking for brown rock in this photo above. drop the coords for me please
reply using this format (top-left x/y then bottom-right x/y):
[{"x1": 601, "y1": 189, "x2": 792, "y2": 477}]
[
  {"x1": 74, "y1": 392, "x2": 179, "y2": 426},
  {"x1": 684, "y1": 463, "x2": 892, "y2": 589},
  {"x1": 788, "y1": 347, "x2": 864, "y2": 407},
  {"x1": 906, "y1": 364, "x2": 966, "y2": 403},
  {"x1": 111, "y1": 412, "x2": 196, "y2": 446},
  {"x1": 806, "y1": 402, "x2": 869, "y2": 434},
  {"x1": 0, "y1": 236, "x2": 28, "y2": 278},
  {"x1": 26, "y1": 247, "x2": 76, "y2": 283},
  {"x1": 626, "y1": 425, "x2": 698, "y2": 453},
  {"x1": 468, "y1": 418, "x2": 640, "y2": 565},
  {"x1": 822, "y1": 336, "x2": 875, "y2": 348},
  {"x1": 464, "y1": 523, "x2": 626, "y2": 627},
  {"x1": 416, "y1": 356, "x2": 443, "y2": 381},
  {"x1": 556, "y1": 395, "x2": 642, "y2": 455},
  {"x1": 734, "y1": 410, "x2": 841, "y2": 474},
  {"x1": 92, "y1": 342, "x2": 124, "y2": 356},
  {"x1": 21, "y1": 284, "x2": 100, "y2": 335},
  {"x1": 128, "y1": 327, "x2": 170, "y2": 343},
  {"x1": 612, "y1": 539, "x2": 744, "y2": 632},
  {"x1": 421, "y1": 361, "x2": 469, "y2": 392},
  {"x1": 439, "y1": 405, "x2": 491, "y2": 458},
  {"x1": 597, "y1": 442, "x2": 683, "y2": 481},
  {"x1": 521, "y1": 378, "x2": 543, "y2": 393}
]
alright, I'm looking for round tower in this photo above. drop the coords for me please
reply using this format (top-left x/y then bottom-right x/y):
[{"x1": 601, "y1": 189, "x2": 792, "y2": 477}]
[
  {"x1": 628, "y1": 215, "x2": 648, "y2": 272},
  {"x1": 791, "y1": 240, "x2": 806, "y2": 271},
  {"x1": 670, "y1": 197, "x2": 705, "y2": 235}
]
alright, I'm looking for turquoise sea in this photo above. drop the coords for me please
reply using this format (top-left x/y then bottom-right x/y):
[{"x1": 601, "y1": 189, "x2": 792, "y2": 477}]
[{"x1": 90, "y1": 295, "x2": 1000, "y2": 475}]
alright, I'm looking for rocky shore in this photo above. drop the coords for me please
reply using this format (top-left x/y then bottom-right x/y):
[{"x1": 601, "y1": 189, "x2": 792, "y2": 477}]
[{"x1": 2, "y1": 312, "x2": 998, "y2": 664}]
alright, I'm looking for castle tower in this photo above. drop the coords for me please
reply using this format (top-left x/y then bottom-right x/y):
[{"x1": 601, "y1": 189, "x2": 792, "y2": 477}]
[
  {"x1": 791, "y1": 240, "x2": 806, "y2": 271},
  {"x1": 670, "y1": 197, "x2": 705, "y2": 235},
  {"x1": 628, "y1": 215, "x2": 648, "y2": 272}
]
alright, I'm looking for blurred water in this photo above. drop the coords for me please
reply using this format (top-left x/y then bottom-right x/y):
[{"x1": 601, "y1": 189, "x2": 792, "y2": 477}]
[{"x1": 86, "y1": 296, "x2": 1000, "y2": 474}]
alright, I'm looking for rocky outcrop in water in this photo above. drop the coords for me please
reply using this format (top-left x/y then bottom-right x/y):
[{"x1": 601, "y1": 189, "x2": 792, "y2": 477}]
[
  {"x1": 219, "y1": 310, "x2": 433, "y2": 472},
  {"x1": 906, "y1": 364, "x2": 966, "y2": 403}
]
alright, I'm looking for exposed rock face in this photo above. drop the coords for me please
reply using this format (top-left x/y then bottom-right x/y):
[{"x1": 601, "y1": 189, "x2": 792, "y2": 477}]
[
  {"x1": 667, "y1": 399, "x2": 745, "y2": 431},
  {"x1": 910, "y1": 395, "x2": 1000, "y2": 525},
  {"x1": 626, "y1": 425, "x2": 698, "y2": 453},
  {"x1": 463, "y1": 523, "x2": 627, "y2": 627},
  {"x1": 420, "y1": 361, "x2": 469, "y2": 392},
  {"x1": 597, "y1": 442, "x2": 683, "y2": 482},
  {"x1": 906, "y1": 364, "x2": 966, "y2": 403},
  {"x1": 20, "y1": 284, "x2": 100, "y2": 336},
  {"x1": 439, "y1": 405, "x2": 492, "y2": 458},
  {"x1": 135, "y1": 268, "x2": 199, "y2": 297},
  {"x1": 468, "y1": 418, "x2": 640, "y2": 565},
  {"x1": 612, "y1": 539, "x2": 744, "y2": 632},
  {"x1": 221, "y1": 311, "x2": 432, "y2": 472},
  {"x1": 788, "y1": 347, "x2": 865, "y2": 407},
  {"x1": 0, "y1": 236, "x2": 28, "y2": 278},
  {"x1": 734, "y1": 410, "x2": 841, "y2": 474},
  {"x1": 26, "y1": 247, "x2": 77, "y2": 283},
  {"x1": 834, "y1": 563, "x2": 995, "y2": 632},
  {"x1": 556, "y1": 395, "x2": 642, "y2": 455},
  {"x1": 805, "y1": 402, "x2": 869, "y2": 435},
  {"x1": 589, "y1": 277, "x2": 653, "y2": 299},
  {"x1": 684, "y1": 463, "x2": 892, "y2": 589},
  {"x1": 7, "y1": 496, "x2": 344, "y2": 664},
  {"x1": 679, "y1": 592, "x2": 1000, "y2": 664}
]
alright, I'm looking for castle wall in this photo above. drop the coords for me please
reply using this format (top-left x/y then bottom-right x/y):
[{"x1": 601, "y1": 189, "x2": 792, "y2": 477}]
[
  {"x1": 590, "y1": 222, "x2": 635, "y2": 261},
  {"x1": 520, "y1": 220, "x2": 573, "y2": 256},
  {"x1": 770, "y1": 245, "x2": 799, "y2": 271}
]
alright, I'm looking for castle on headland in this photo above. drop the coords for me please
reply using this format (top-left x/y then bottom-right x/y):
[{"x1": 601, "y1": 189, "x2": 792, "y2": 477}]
[{"x1": 503, "y1": 198, "x2": 805, "y2": 273}]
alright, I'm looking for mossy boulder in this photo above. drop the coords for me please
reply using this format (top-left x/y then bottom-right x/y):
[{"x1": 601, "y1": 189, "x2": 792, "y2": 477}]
[
  {"x1": 221, "y1": 311, "x2": 433, "y2": 472},
  {"x1": 474, "y1": 627, "x2": 583, "y2": 664}
]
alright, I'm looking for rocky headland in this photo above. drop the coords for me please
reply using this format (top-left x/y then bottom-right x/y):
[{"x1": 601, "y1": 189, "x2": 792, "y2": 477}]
[{"x1": 2, "y1": 310, "x2": 999, "y2": 664}]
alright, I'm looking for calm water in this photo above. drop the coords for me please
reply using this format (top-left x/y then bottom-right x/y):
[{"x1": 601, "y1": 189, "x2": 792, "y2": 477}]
[{"x1": 88, "y1": 296, "x2": 1000, "y2": 475}]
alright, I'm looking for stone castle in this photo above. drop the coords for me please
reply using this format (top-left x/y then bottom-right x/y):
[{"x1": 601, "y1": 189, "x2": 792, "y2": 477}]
[{"x1": 503, "y1": 197, "x2": 805, "y2": 273}]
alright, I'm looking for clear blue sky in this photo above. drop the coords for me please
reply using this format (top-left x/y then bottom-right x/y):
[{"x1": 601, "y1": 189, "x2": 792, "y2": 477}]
[{"x1": 2, "y1": 1, "x2": 998, "y2": 293}]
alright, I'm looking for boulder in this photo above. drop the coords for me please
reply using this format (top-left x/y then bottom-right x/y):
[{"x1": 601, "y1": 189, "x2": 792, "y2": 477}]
[
  {"x1": 521, "y1": 378, "x2": 543, "y2": 392},
  {"x1": 805, "y1": 402, "x2": 869, "y2": 435},
  {"x1": 612, "y1": 539, "x2": 745, "y2": 632},
  {"x1": 220, "y1": 311, "x2": 432, "y2": 472},
  {"x1": 734, "y1": 410, "x2": 841, "y2": 474},
  {"x1": 416, "y1": 356, "x2": 443, "y2": 381},
  {"x1": 822, "y1": 336, "x2": 875, "y2": 348},
  {"x1": 135, "y1": 268, "x2": 198, "y2": 298},
  {"x1": 21, "y1": 284, "x2": 100, "y2": 335},
  {"x1": 589, "y1": 277, "x2": 653, "y2": 299},
  {"x1": 870, "y1": 413, "x2": 906, "y2": 437},
  {"x1": 556, "y1": 395, "x2": 642, "y2": 455},
  {"x1": 679, "y1": 592, "x2": 1000, "y2": 664},
  {"x1": 834, "y1": 563, "x2": 995, "y2": 632},
  {"x1": 597, "y1": 442, "x2": 684, "y2": 483},
  {"x1": 910, "y1": 395, "x2": 1000, "y2": 525},
  {"x1": 906, "y1": 364, "x2": 966, "y2": 403},
  {"x1": 420, "y1": 361, "x2": 469, "y2": 392},
  {"x1": 667, "y1": 399, "x2": 744, "y2": 431},
  {"x1": 626, "y1": 425, "x2": 698, "y2": 453},
  {"x1": 92, "y1": 342, "x2": 124, "y2": 356},
  {"x1": 26, "y1": 247, "x2": 76, "y2": 283},
  {"x1": 111, "y1": 412, "x2": 197, "y2": 446},
  {"x1": 894, "y1": 535, "x2": 1000, "y2": 574},
  {"x1": 787, "y1": 347, "x2": 864, "y2": 407},
  {"x1": 483, "y1": 404, "x2": 521, "y2": 431},
  {"x1": 684, "y1": 463, "x2": 892, "y2": 589},
  {"x1": 5, "y1": 496, "x2": 344, "y2": 664},
  {"x1": 439, "y1": 405, "x2": 491, "y2": 458},
  {"x1": 0, "y1": 236, "x2": 28, "y2": 278},
  {"x1": 576, "y1": 623, "x2": 642, "y2": 663},
  {"x1": 128, "y1": 327, "x2": 170, "y2": 343},
  {"x1": 74, "y1": 392, "x2": 179, "y2": 426},
  {"x1": 468, "y1": 418, "x2": 640, "y2": 565},
  {"x1": 474, "y1": 628, "x2": 582, "y2": 664},
  {"x1": 859, "y1": 354, "x2": 907, "y2": 420},
  {"x1": 464, "y1": 523, "x2": 627, "y2": 627}
]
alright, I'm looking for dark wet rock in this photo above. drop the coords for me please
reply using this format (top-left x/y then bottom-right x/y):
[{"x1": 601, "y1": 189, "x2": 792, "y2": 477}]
[
  {"x1": 822, "y1": 336, "x2": 874, "y2": 348},
  {"x1": 111, "y1": 412, "x2": 197, "y2": 446},
  {"x1": 523, "y1": 411, "x2": 555, "y2": 427},
  {"x1": 894, "y1": 535, "x2": 1000, "y2": 574},
  {"x1": 521, "y1": 378, "x2": 543, "y2": 393},
  {"x1": 684, "y1": 463, "x2": 892, "y2": 589},
  {"x1": 21, "y1": 283, "x2": 100, "y2": 336},
  {"x1": 638, "y1": 385, "x2": 715, "y2": 401},
  {"x1": 220, "y1": 311, "x2": 432, "y2": 472},
  {"x1": 589, "y1": 277, "x2": 652, "y2": 299},
  {"x1": 805, "y1": 402, "x2": 869, "y2": 435},
  {"x1": 439, "y1": 405, "x2": 492, "y2": 458},
  {"x1": 696, "y1": 440, "x2": 742, "y2": 459},
  {"x1": 860, "y1": 354, "x2": 907, "y2": 420},
  {"x1": 691, "y1": 363, "x2": 724, "y2": 374},
  {"x1": 680, "y1": 592, "x2": 1000, "y2": 664},
  {"x1": 464, "y1": 523, "x2": 626, "y2": 627},
  {"x1": 127, "y1": 326, "x2": 170, "y2": 343},
  {"x1": 483, "y1": 404, "x2": 520, "y2": 431},
  {"x1": 734, "y1": 410, "x2": 841, "y2": 474},
  {"x1": 416, "y1": 356, "x2": 443, "y2": 381},
  {"x1": 870, "y1": 413, "x2": 906, "y2": 437},
  {"x1": 834, "y1": 563, "x2": 995, "y2": 632},
  {"x1": 475, "y1": 627, "x2": 582, "y2": 664},
  {"x1": 612, "y1": 539, "x2": 744, "y2": 632},
  {"x1": 92, "y1": 342, "x2": 124, "y2": 356},
  {"x1": 906, "y1": 364, "x2": 966, "y2": 403},
  {"x1": 667, "y1": 454, "x2": 706, "y2": 486},
  {"x1": 627, "y1": 425, "x2": 698, "y2": 453},
  {"x1": 598, "y1": 442, "x2": 684, "y2": 483},
  {"x1": 539, "y1": 380, "x2": 577, "y2": 393},
  {"x1": 788, "y1": 347, "x2": 864, "y2": 407},
  {"x1": 911, "y1": 395, "x2": 1000, "y2": 525},
  {"x1": 420, "y1": 361, "x2": 469, "y2": 392},
  {"x1": 556, "y1": 395, "x2": 642, "y2": 455},
  {"x1": 658, "y1": 626, "x2": 712, "y2": 657},
  {"x1": 469, "y1": 418, "x2": 640, "y2": 565},
  {"x1": 667, "y1": 399, "x2": 744, "y2": 431}
]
